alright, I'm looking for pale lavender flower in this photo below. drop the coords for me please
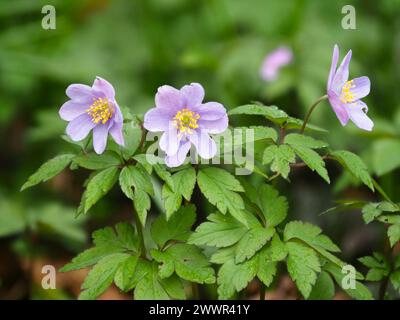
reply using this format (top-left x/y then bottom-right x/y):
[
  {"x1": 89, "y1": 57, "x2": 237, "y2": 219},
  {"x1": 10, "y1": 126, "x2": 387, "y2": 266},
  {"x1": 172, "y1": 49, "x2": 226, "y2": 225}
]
[
  {"x1": 59, "y1": 76, "x2": 124, "y2": 154},
  {"x1": 260, "y1": 46, "x2": 293, "y2": 81},
  {"x1": 327, "y1": 45, "x2": 373, "y2": 131},
  {"x1": 144, "y1": 83, "x2": 228, "y2": 167}
]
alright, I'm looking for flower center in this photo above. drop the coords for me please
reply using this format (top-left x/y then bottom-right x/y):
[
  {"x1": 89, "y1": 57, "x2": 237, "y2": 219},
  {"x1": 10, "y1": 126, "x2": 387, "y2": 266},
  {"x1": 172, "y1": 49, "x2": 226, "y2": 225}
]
[
  {"x1": 173, "y1": 108, "x2": 200, "y2": 134},
  {"x1": 86, "y1": 98, "x2": 114, "y2": 124},
  {"x1": 340, "y1": 80, "x2": 356, "y2": 104}
]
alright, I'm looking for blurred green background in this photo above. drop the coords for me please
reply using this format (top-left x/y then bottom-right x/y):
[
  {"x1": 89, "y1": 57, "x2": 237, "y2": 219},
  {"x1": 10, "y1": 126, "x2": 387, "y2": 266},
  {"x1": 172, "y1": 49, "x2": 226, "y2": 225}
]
[{"x1": 1, "y1": 0, "x2": 400, "y2": 299}]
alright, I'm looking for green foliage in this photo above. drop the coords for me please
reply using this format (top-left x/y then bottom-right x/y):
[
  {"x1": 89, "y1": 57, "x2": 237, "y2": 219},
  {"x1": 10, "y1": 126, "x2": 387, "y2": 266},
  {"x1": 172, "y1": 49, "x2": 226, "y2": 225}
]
[
  {"x1": 359, "y1": 252, "x2": 390, "y2": 281},
  {"x1": 331, "y1": 150, "x2": 374, "y2": 191},
  {"x1": 21, "y1": 154, "x2": 75, "y2": 190},
  {"x1": 77, "y1": 167, "x2": 119, "y2": 216},
  {"x1": 229, "y1": 104, "x2": 288, "y2": 124},
  {"x1": 61, "y1": 223, "x2": 140, "y2": 299},
  {"x1": 308, "y1": 271, "x2": 335, "y2": 300},
  {"x1": 73, "y1": 151, "x2": 122, "y2": 170},
  {"x1": 197, "y1": 167, "x2": 247, "y2": 225},
  {"x1": 151, "y1": 243, "x2": 215, "y2": 284},
  {"x1": 151, "y1": 204, "x2": 196, "y2": 248},
  {"x1": 263, "y1": 145, "x2": 296, "y2": 179},
  {"x1": 258, "y1": 184, "x2": 288, "y2": 227},
  {"x1": 286, "y1": 241, "x2": 321, "y2": 299}
]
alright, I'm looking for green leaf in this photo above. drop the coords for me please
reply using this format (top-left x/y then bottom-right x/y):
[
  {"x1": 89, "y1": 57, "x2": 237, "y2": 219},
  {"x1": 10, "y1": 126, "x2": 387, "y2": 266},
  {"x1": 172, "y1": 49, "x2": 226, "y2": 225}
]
[
  {"x1": 79, "y1": 253, "x2": 130, "y2": 300},
  {"x1": 390, "y1": 270, "x2": 400, "y2": 292},
  {"x1": 151, "y1": 244, "x2": 215, "y2": 284},
  {"x1": 358, "y1": 256, "x2": 385, "y2": 269},
  {"x1": 257, "y1": 246, "x2": 278, "y2": 287},
  {"x1": 73, "y1": 151, "x2": 121, "y2": 170},
  {"x1": 235, "y1": 226, "x2": 274, "y2": 263},
  {"x1": 151, "y1": 204, "x2": 196, "y2": 248},
  {"x1": 284, "y1": 221, "x2": 340, "y2": 253},
  {"x1": 268, "y1": 233, "x2": 288, "y2": 262},
  {"x1": 121, "y1": 120, "x2": 142, "y2": 160},
  {"x1": 162, "y1": 183, "x2": 182, "y2": 219},
  {"x1": 324, "y1": 262, "x2": 373, "y2": 300},
  {"x1": 286, "y1": 241, "x2": 321, "y2": 299},
  {"x1": 171, "y1": 167, "x2": 196, "y2": 201},
  {"x1": 284, "y1": 133, "x2": 328, "y2": 149},
  {"x1": 262, "y1": 145, "x2": 296, "y2": 178},
  {"x1": 291, "y1": 145, "x2": 330, "y2": 183},
  {"x1": 285, "y1": 117, "x2": 328, "y2": 133},
  {"x1": 388, "y1": 224, "x2": 400, "y2": 247},
  {"x1": 21, "y1": 154, "x2": 75, "y2": 190},
  {"x1": 258, "y1": 184, "x2": 288, "y2": 227},
  {"x1": 114, "y1": 255, "x2": 139, "y2": 291},
  {"x1": 189, "y1": 212, "x2": 247, "y2": 248},
  {"x1": 217, "y1": 258, "x2": 258, "y2": 299},
  {"x1": 362, "y1": 201, "x2": 400, "y2": 224},
  {"x1": 133, "y1": 189, "x2": 151, "y2": 226},
  {"x1": 229, "y1": 104, "x2": 288, "y2": 124},
  {"x1": 79, "y1": 167, "x2": 119, "y2": 215},
  {"x1": 308, "y1": 271, "x2": 335, "y2": 300},
  {"x1": 366, "y1": 268, "x2": 387, "y2": 281},
  {"x1": 134, "y1": 261, "x2": 172, "y2": 300},
  {"x1": 331, "y1": 150, "x2": 374, "y2": 191},
  {"x1": 60, "y1": 223, "x2": 138, "y2": 272},
  {"x1": 197, "y1": 167, "x2": 246, "y2": 225}
]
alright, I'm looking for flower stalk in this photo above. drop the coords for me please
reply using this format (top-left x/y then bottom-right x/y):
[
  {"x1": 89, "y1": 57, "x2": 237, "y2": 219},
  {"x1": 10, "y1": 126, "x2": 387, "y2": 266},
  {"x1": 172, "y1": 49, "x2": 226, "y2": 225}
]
[{"x1": 300, "y1": 95, "x2": 328, "y2": 134}]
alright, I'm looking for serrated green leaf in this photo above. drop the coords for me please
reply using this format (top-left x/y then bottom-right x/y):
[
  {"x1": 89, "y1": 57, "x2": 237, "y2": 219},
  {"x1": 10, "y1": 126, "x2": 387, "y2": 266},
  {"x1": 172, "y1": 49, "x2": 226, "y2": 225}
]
[
  {"x1": 114, "y1": 255, "x2": 139, "y2": 291},
  {"x1": 331, "y1": 150, "x2": 374, "y2": 191},
  {"x1": 73, "y1": 151, "x2": 121, "y2": 170},
  {"x1": 308, "y1": 271, "x2": 335, "y2": 300},
  {"x1": 285, "y1": 117, "x2": 328, "y2": 133},
  {"x1": 79, "y1": 167, "x2": 119, "y2": 215},
  {"x1": 388, "y1": 224, "x2": 400, "y2": 247},
  {"x1": 284, "y1": 221, "x2": 340, "y2": 253},
  {"x1": 257, "y1": 246, "x2": 277, "y2": 287},
  {"x1": 151, "y1": 244, "x2": 215, "y2": 284},
  {"x1": 189, "y1": 212, "x2": 247, "y2": 248},
  {"x1": 79, "y1": 253, "x2": 130, "y2": 300},
  {"x1": 284, "y1": 133, "x2": 328, "y2": 149},
  {"x1": 133, "y1": 189, "x2": 151, "y2": 226},
  {"x1": 197, "y1": 167, "x2": 246, "y2": 225},
  {"x1": 268, "y1": 233, "x2": 287, "y2": 262},
  {"x1": 324, "y1": 262, "x2": 373, "y2": 300},
  {"x1": 21, "y1": 154, "x2": 75, "y2": 190},
  {"x1": 291, "y1": 145, "x2": 330, "y2": 183},
  {"x1": 235, "y1": 226, "x2": 274, "y2": 263},
  {"x1": 151, "y1": 204, "x2": 196, "y2": 248},
  {"x1": 366, "y1": 268, "x2": 387, "y2": 281},
  {"x1": 229, "y1": 104, "x2": 288, "y2": 124},
  {"x1": 60, "y1": 223, "x2": 137, "y2": 272},
  {"x1": 121, "y1": 120, "x2": 142, "y2": 160},
  {"x1": 262, "y1": 145, "x2": 295, "y2": 178},
  {"x1": 258, "y1": 184, "x2": 288, "y2": 227},
  {"x1": 286, "y1": 241, "x2": 321, "y2": 299},
  {"x1": 134, "y1": 261, "x2": 170, "y2": 300},
  {"x1": 162, "y1": 183, "x2": 182, "y2": 219},
  {"x1": 390, "y1": 271, "x2": 400, "y2": 292},
  {"x1": 217, "y1": 258, "x2": 258, "y2": 299},
  {"x1": 171, "y1": 167, "x2": 196, "y2": 201}
]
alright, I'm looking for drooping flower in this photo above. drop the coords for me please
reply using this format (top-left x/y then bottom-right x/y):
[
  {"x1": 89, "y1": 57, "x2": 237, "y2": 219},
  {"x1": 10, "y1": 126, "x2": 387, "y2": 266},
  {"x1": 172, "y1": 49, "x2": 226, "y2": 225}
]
[
  {"x1": 59, "y1": 76, "x2": 125, "y2": 154},
  {"x1": 327, "y1": 45, "x2": 373, "y2": 131},
  {"x1": 260, "y1": 46, "x2": 293, "y2": 81},
  {"x1": 144, "y1": 83, "x2": 228, "y2": 167}
]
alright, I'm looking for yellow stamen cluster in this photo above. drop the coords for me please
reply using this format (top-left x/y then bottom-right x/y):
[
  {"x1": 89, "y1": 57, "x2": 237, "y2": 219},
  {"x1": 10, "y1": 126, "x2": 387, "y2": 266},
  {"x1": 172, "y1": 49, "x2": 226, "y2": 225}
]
[
  {"x1": 173, "y1": 108, "x2": 200, "y2": 134},
  {"x1": 86, "y1": 98, "x2": 114, "y2": 124},
  {"x1": 340, "y1": 80, "x2": 356, "y2": 103}
]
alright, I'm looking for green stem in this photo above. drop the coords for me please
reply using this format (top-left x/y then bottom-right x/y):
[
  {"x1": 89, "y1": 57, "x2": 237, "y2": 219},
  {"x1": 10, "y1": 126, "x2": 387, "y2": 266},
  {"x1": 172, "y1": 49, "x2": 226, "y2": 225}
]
[
  {"x1": 300, "y1": 95, "x2": 328, "y2": 134},
  {"x1": 133, "y1": 204, "x2": 146, "y2": 258}
]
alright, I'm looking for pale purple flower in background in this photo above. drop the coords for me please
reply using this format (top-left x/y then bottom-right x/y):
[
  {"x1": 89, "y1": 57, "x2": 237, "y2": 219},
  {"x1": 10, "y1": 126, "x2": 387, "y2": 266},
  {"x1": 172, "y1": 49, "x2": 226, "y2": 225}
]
[
  {"x1": 59, "y1": 77, "x2": 124, "y2": 154},
  {"x1": 260, "y1": 46, "x2": 293, "y2": 81},
  {"x1": 144, "y1": 83, "x2": 228, "y2": 167},
  {"x1": 327, "y1": 45, "x2": 373, "y2": 131}
]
